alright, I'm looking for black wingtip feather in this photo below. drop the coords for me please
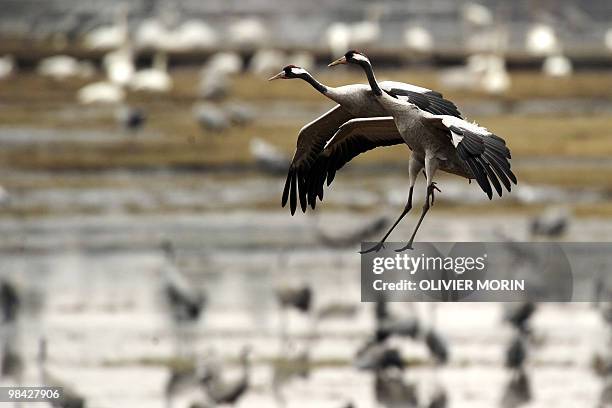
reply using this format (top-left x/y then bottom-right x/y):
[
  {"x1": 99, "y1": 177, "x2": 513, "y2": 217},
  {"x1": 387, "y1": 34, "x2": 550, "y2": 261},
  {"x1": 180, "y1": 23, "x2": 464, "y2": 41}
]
[
  {"x1": 485, "y1": 153, "x2": 512, "y2": 192},
  {"x1": 459, "y1": 145, "x2": 492, "y2": 199},
  {"x1": 327, "y1": 170, "x2": 336, "y2": 186},
  {"x1": 482, "y1": 160, "x2": 503, "y2": 197},
  {"x1": 282, "y1": 171, "x2": 292, "y2": 207},
  {"x1": 290, "y1": 173, "x2": 297, "y2": 215},
  {"x1": 508, "y1": 170, "x2": 518, "y2": 185},
  {"x1": 298, "y1": 173, "x2": 307, "y2": 213}
]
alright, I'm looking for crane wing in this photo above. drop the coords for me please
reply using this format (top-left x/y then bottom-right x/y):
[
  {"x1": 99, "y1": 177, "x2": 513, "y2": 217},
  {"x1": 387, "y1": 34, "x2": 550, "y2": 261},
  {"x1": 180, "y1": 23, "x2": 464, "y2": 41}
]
[
  {"x1": 381, "y1": 81, "x2": 462, "y2": 118},
  {"x1": 426, "y1": 116, "x2": 517, "y2": 199},
  {"x1": 282, "y1": 105, "x2": 353, "y2": 215},
  {"x1": 305, "y1": 117, "x2": 405, "y2": 209}
]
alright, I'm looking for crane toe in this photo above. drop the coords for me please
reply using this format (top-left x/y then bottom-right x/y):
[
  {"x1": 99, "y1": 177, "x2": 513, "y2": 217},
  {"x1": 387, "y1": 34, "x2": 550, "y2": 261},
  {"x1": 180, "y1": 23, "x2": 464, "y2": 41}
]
[
  {"x1": 395, "y1": 243, "x2": 414, "y2": 252},
  {"x1": 359, "y1": 242, "x2": 386, "y2": 254}
]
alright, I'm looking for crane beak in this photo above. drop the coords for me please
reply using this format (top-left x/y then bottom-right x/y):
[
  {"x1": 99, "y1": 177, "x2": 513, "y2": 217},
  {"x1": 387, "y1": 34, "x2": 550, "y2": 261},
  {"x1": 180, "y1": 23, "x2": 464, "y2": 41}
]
[
  {"x1": 268, "y1": 71, "x2": 285, "y2": 81},
  {"x1": 328, "y1": 56, "x2": 347, "y2": 67}
]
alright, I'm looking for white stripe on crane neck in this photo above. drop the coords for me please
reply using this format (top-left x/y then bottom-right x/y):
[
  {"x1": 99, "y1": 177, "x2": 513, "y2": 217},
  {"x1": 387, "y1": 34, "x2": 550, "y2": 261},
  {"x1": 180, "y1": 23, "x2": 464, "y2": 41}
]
[
  {"x1": 290, "y1": 67, "x2": 308, "y2": 75},
  {"x1": 352, "y1": 53, "x2": 369, "y2": 62}
]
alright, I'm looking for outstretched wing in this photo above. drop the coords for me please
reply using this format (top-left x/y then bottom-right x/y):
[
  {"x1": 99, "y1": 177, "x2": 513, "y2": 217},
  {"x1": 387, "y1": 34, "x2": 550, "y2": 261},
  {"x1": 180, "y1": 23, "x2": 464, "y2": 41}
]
[
  {"x1": 431, "y1": 116, "x2": 517, "y2": 199},
  {"x1": 282, "y1": 105, "x2": 353, "y2": 215},
  {"x1": 381, "y1": 81, "x2": 462, "y2": 118},
  {"x1": 305, "y1": 117, "x2": 405, "y2": 209}
]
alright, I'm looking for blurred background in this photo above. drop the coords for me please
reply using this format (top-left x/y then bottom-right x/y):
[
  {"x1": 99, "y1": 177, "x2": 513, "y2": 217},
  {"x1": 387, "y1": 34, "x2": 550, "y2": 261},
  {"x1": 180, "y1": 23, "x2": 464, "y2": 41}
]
[{"x1": 1, "y1": 0, "x2": 612, "y2": 407}]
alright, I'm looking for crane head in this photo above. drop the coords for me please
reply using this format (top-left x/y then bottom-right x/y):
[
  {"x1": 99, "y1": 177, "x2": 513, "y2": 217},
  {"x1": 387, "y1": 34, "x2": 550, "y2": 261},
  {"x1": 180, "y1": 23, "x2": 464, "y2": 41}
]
[
  {"x1": 329, "y1": 50, "x2": 370, "y2": 67},
  {"x1": 268, "y1": 65, "x2": 308, "y2": 81}
]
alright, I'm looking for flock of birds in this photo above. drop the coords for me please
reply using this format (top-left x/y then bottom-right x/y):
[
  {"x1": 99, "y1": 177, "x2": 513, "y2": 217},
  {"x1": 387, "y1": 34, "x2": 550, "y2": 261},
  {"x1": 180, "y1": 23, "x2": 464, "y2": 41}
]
[
  {"x1": 0, "y1": 8, "x2": 275, "y2": 136},
  {"x1": 0, "y1": 2, "x2": 609, "y2": 109},
  {"x1": 2, "y1": 246, "x2": 611, "y2": 408},
  {"x1": 438, "y1": 11, "x2": 577, "y2": 95},
  {"x1": 0, "y1": 4, "x2": 609, "y2": 180}
]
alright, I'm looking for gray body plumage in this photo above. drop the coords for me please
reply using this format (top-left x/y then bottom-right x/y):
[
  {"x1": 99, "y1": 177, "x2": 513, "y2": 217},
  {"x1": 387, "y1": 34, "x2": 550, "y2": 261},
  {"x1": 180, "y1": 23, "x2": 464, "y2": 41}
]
[
  {"x1": 326, "y1": 80, "x2": 457, "y2": 118},
  {"x1": 375, "y1": 94, "x2": 472, "y2": 179},
  {"x1": 325, "y1": 83, "x2": 390, "y2": 117}
]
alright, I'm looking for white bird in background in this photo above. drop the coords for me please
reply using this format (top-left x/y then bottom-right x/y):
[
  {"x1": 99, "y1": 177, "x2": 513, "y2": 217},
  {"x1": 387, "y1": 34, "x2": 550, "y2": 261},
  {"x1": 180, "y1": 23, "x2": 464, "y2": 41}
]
[
  {"x1": 439, "y1": 57, "x2": 481, "y2": 91},
  {"x1": 199, "y1": 52, "x2": 243, "y2": 100},
  {"x1": 204, "y1": 52, "x2": 243, "y2": 76},
  {"x1": 139, "y1": 18, "x2": 218, "y2": 52},
  {"x1": 228, "y1": 18, "x2": 268, "y2": 48},
  {"x1": 462, "y1": 2, "x2": 496, "y2": 57},
  {"x1": 456, "y1": 4, "x2": 510, "y2": 95},
  {"x1": 325, "y1": 5, "x2": 383, "y2": 56},
  {"x1": 542, "y1": 54, "x2": 573, "y2": 77},
  {"x1": 83, "y1": 6, "x2": 129, "y2": 50},
  {"x1": 170, "y1": 19, "x2": 217, "y2": 51},
  {"x1": 466, "y1": 26, "x2": 506, "y2": 53},
  {"x1": 481, "y1": 54, "x2": 511, "y2": 94},
  {"x1": 0, "y1": 55, "x2": 16, "y2": 79},
  {"x1": 403, "y1": 25, "x2": 434, "y2": 53},
  {"x1": 325, "y1": 23, "x2": 351, "y2": 58},
  {"x1": 439, "y1": 54, "x2": 510, "y2": 95},
  {"x1": 103, "y1": 46, "x2": 135, "y2": 86},
  {"x1": 38, "y1": 55, "x2": 91, "y2": 80},
  {"x1": 350, "y1": 6, "x2": 383, "y2": 49},
  {"x1": 462, "y1": 2, "x2": 494, "y2": 27},
  {"x1": 288, "y1": 51, "x2": 316, "y2": 72},
  {"x1": 134, "y1": 18, "x2": 169, "y2": 50},
  {"x1": 199, "y1": 69, "x2": 231, "y2": 101},
  {"x1": 130, "y1": 52, "x2": 172, "y2": 92},
  {"x1": 605, "y1": 28, "x2": 612, "y2": 52},
  {"x1": 77, "y1": 81, "x2": 125, "y2": 104},
  {"x1": 526, "y1": 24, "x2": 560, "y2": 56},
  {"x1": 249, "y1": 49, "x2": 287, "y2": 76}
]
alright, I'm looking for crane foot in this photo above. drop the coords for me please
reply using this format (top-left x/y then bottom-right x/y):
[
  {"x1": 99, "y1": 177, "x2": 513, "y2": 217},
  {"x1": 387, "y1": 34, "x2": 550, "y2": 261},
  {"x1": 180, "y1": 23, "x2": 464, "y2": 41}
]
[
  {"x1": 359, "y1": 242, "x2": 386, "y2": 254},
  {"x1": 395, "y1": 242, "x2": 415, "y2": 252}
]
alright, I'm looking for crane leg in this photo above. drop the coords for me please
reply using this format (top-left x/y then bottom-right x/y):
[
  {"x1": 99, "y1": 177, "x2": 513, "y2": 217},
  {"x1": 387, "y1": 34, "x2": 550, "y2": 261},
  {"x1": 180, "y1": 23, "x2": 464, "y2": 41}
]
[
  {"x1": 359, "y1": 187, "x2": 414, "y2": 254},
  {"x1": 396, "y1": 157, "x2": 439, "y2": 252},
  {"x1": 360, "y1": 158, "x2": 423, "y2": 254},
  {"x1": 395, "y1": 183, "x2": 440, "y2": 252}
]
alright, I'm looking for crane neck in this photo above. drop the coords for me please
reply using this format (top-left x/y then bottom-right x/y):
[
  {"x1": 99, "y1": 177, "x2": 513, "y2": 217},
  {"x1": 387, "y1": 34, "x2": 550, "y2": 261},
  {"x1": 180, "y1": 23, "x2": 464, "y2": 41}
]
[
  {"x1": 299, "y1": 72, "x2": 328, "y2": 95},
  {"x1": 359, "y1": 60, "x2": 383, "y2": 96}
]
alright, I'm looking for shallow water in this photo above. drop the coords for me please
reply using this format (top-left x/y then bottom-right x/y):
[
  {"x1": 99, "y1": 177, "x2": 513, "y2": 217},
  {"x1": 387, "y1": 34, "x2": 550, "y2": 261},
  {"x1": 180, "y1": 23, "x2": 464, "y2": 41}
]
[
  {"x1": 1, "y1": 204, "x2": 611, "y2": 407},
  {"x1": 0, "y1": 119, "x2": 611, "y2": 407}
]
